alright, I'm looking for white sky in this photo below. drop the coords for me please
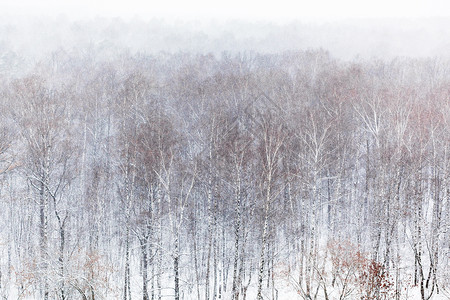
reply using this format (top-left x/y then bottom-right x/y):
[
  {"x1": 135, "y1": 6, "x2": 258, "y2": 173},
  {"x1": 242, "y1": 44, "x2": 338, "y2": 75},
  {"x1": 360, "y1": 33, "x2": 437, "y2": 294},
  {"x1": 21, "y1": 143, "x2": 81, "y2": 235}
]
[{"x1": 1, "y1": 0, "x2": 449, "y2": 22}]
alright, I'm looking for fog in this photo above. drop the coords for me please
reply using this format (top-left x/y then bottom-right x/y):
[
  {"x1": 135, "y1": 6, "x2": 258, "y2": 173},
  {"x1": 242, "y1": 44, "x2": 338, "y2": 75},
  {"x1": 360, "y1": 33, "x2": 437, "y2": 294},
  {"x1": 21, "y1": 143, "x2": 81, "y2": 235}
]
[
  {"x1": 1, "y1": 0, "x2": 449, "y2": 71},
  {"x1": 1, "y1": 15, "x2": 449, "y2": 77},
  {"x1": 2, "y1": 0, "x2": 450, "y2": 20}
]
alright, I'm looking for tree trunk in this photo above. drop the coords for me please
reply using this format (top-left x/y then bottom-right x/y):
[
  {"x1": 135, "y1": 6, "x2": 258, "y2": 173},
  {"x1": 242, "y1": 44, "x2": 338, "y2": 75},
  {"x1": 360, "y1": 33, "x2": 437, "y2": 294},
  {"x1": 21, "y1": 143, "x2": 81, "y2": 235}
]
[
  {"x1": 140, "y1": 237, "x2": 149, "y2": 300},
  {"x1": 174, "y1": 236, "x2": 180, "y2": 300}
]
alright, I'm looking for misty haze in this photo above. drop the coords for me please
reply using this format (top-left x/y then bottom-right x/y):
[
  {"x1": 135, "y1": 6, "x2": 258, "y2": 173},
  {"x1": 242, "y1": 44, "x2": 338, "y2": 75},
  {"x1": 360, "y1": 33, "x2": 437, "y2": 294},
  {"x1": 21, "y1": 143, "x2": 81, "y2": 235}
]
[{"x1": 0, "y1": 1, "x2": 449, "y2": 300}]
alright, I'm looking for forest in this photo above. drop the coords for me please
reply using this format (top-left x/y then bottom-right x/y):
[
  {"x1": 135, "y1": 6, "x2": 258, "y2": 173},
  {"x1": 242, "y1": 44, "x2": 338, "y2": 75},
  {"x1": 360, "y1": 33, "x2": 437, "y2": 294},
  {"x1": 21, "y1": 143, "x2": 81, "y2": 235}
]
[{"x1": 0, "y1": 19, "x2": 449, "y2": 300}]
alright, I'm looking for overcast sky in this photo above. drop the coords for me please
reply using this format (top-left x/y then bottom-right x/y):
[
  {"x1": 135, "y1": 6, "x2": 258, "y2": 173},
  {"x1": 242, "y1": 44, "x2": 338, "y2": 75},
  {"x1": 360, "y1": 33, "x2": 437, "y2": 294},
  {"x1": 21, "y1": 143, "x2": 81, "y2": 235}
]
[{"x1": 1, "y1": 0, "x2": 449, "y2": 22}]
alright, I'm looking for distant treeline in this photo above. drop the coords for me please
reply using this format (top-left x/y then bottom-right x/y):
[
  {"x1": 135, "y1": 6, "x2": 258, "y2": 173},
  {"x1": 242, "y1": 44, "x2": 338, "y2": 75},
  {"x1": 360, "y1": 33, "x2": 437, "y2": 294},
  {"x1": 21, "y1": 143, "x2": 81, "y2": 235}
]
[{"x1": 1, "y1": 16, "x2": 450, "y2": 77}]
